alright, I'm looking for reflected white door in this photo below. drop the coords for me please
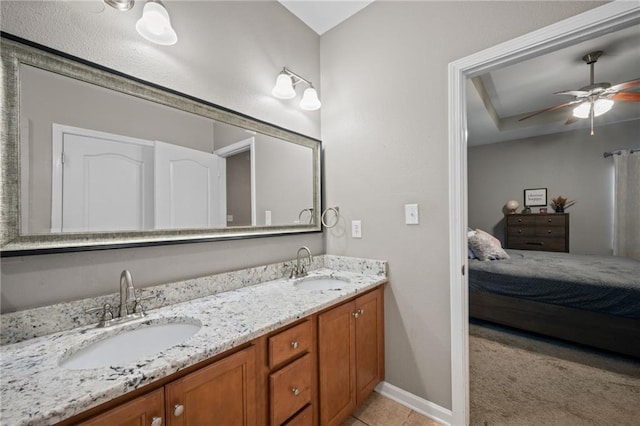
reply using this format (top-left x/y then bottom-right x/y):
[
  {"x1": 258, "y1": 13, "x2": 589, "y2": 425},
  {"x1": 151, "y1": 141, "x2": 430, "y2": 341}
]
[
  {"x1": 57, "y1": 130, "x2": 154, "y2": 232},
  {"x1": 154, "y1": 141, "x2": 226, "y2": 229}
]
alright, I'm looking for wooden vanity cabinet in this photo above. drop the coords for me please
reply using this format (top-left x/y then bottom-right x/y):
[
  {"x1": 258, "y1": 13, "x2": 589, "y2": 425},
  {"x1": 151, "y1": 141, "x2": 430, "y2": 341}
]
[
  {"x1": 165, "y1": 345, "x2": 256, "y2": 426},
  {"x1": 76, "y1": 388, "x2": 164, "y2": 426},
  {"x1": 318, "y1": 287, "x2": 384, "y2": 426}
]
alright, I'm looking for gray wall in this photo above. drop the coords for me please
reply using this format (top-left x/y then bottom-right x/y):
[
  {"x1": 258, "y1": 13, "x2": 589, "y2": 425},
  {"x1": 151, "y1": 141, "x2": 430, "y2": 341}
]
[
  {"x1": 0, "y1": 1, "x2": 321, "y2": 312},
  {"x1": 320, "y1": 0, "x2": 602, "y2": 410},
  {"x1": 468, "y1": 120, "x2": 639, "y2": 255}
]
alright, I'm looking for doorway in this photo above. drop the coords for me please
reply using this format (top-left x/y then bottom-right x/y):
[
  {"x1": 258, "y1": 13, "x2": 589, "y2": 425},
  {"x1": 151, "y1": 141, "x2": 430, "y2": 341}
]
[{"x1": 448, "y1": 3, "x2": 640, "y2": 425}]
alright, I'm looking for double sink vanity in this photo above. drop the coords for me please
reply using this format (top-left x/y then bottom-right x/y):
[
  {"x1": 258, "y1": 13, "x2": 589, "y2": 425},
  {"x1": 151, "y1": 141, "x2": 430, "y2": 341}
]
[{"x1": 0, "y1": 254, "x2": 387, "y2": 425}]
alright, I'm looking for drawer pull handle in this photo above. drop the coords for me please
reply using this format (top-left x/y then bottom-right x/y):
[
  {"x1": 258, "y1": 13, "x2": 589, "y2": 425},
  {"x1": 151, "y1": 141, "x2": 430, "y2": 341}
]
[
  {"x1": 173, "y1": 404, "x2": 184, "y2": 417},
  {"x1": 548, "y1": 218, "x2": 552, "y2": 223},
  {"x1": 518, "y1": 218, "x2": 522, "y2": 223},
  {"x1": 151, "y1": 417, "x2": 163, "y2": 426},
  {"x1": 548, "y1": 230, "x2": 552, "y2": 234},
  {"x1": 291, "y1": 340, "x2": 299, "y2": 349},
  {"x1": 518, "y1": 229, "x2": 522, "y2": 234},
  {"x1": 526, "y1": 242, "x2": 544, "y2": 246},
  {"x1": 292, "y1": 387, "x2": 300, "y2": 396}
]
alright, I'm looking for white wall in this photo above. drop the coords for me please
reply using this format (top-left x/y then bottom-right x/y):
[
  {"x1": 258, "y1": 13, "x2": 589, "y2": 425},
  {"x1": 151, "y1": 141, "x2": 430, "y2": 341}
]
[
  {"x1": 320, "y1": 0, "x2": 602, "y2": 410},
  {"x1": 468, "y1": 120, "x2": 639, "y2": 255},
  {"x1": 0, "y1": 1, "x2": 322, "y2": 312}
]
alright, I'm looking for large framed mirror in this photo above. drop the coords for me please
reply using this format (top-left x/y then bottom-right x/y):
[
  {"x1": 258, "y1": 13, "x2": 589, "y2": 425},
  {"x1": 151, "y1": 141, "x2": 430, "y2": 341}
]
[{"x1": 0, "y1": 35, "x2": 321, "y2": 256}]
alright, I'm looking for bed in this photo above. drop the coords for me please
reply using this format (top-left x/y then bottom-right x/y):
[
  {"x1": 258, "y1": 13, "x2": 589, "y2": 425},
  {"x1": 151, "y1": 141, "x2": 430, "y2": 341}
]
[{"x1": 468, "y1": 249, "x2": 640, "y2": 358}]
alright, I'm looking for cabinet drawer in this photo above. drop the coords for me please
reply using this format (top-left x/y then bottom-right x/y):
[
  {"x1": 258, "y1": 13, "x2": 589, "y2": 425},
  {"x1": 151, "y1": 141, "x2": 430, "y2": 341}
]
[
  {"x1": 269, "y1": 320, "x2": 311, "y2": 368},
  {"x1": 506, "y1": 215, "x2": 536, "y2": 226},
  {"x1": 507, "y1": 237, "x2": 566, "y2": 252},
  {"x1": 535, "y1": 227, "x2": 566, "y2": 237},
  {"x1": 535, "y1": 215, "x2": 566, "y2": 226},
  {"x1": 270, "y1": 353, "x2": 312, "y2": 425},
  {"x1": 507, "y1": 226, "x2": 535, "y2": 237},
  {"x1": 282, "y1": 405, "x2": 313, "y2": 426}
]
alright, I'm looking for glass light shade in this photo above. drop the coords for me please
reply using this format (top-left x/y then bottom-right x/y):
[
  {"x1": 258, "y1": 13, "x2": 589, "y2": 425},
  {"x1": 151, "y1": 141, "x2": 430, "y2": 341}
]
[
  {"x1": 136, "y1": 2, "x2": 178, "y2": 46},
  {"x1": 272, "y1": 73, "x2": 296, "y2": 99},
  {"x1": 593, "y1": 98, "x2": 614, "y2": 116},
  {"x1": 573, "y1": 99, "x2": 614, "y2": 118},
  {"x1": 300, "y1": 87, "x2": 321, "y2": 111}
]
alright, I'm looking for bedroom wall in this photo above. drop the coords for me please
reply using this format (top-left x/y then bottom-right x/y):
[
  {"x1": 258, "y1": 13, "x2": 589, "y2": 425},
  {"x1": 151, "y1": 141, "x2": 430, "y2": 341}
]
[
  {"x1": 0, "y1": 1, "x2": 322, "y2": 312},
  {"x1": 320, "y1": 0, "x2": 603, "y2": 411},
  {"x1": 468, "y1": 120, "x2": 639, "y2": 255}
]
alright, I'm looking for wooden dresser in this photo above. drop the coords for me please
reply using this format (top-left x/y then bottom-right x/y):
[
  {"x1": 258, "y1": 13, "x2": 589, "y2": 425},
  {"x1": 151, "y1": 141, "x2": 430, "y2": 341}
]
[{"x1": 504, "y1": 213, "x2": 569, "y2": 252}]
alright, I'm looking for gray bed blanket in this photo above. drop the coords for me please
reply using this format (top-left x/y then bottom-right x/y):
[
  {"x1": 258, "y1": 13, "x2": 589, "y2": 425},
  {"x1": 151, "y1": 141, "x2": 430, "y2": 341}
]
[{"x1": 469, "y1": 250, "x2": 640, "y2": 319}]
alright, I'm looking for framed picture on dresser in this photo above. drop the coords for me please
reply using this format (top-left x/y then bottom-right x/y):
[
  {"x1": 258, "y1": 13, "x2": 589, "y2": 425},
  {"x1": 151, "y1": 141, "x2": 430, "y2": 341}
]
[{"x1": 524, "y1": 188, "x2": 547, "y2": 207}]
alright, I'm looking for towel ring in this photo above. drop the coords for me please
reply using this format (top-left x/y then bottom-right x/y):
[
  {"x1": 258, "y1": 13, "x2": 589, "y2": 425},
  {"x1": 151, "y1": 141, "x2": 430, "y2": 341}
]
[
  {"x1": 298, "y1": 208, "x2": 314, "y2": 224},
  {"x1": 321, "y1": 206, "x2": 340, "y2": 228}
]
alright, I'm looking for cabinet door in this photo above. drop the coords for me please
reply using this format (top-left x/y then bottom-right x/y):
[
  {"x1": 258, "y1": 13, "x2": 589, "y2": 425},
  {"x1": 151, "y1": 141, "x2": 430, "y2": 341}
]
[
  {"x1": 355, "y1": 288, "x2": 384, "y2": 404},
  {"x1": 78, "y1": 388, "x2": 164, "y2": 426},
  {"x1": 318, "y1": 300, "x2": 356, "y2": 426},
  {"x1": 165, "y1": 345, "x2": 256, "y2": 426}
]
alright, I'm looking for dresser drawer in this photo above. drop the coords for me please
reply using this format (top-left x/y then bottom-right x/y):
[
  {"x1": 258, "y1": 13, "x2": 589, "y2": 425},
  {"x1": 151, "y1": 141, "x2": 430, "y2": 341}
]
[
  {"x1": 535, "y1": 215, "x2": 566, "y2": 227},
  {"x1": 282, "y1": 404, "x2": 313, "y2": 426},
  {"x1": 269, "y1": 320, "x2": 311, "y2": 369},
  {"x1": 535, "y1": 227, "x2": 566, "y2": 237},
  {"x1": 507, "y1": 226, "x2": 535, "y2": 237},
  {"x1": 270, "y1": 353, "x2": 312, "y2": 425},
  {"x1": 507, "y1": 237, "x2": 566, "y2": 252},
  {"x1": 507, "y1": 215, "x2": 536, "y2": 226}
]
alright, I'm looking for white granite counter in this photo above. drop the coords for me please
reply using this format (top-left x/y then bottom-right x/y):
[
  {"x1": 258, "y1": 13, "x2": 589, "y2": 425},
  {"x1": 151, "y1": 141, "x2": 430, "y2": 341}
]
[{"x1": 0, "y1": 261, "x2": 387, "y2": 425}]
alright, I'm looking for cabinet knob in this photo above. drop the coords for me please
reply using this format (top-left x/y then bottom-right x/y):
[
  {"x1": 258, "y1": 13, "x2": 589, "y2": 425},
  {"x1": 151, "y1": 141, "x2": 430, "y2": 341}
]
[
  {"x1": 548, "y1": 218, "x2": 552, "y2": 223},
  {"x1": 548, "y1": 230, "x2": 552, "y2": 234},
  {"x1": 151, "y1": 417, "x2": 163, "y2": 426},
  {"x1": 518, "y1": 218, "x2": 522, "y2": 223},
  {"x1": 352, "y1": 311, "x2": 360, "y2": 318},
  {"x1": 291, "y1": 340, "x2": 299, "y2": 349},
  {"x1": 518, "y1": 229, "x2": 522, "y2": 234},
  {"x1": 292, "y1": 388, "x2": 300, "y2": 396},
  {"x1": 173, "y1": 404, "x2": 184, "y2": 417}
]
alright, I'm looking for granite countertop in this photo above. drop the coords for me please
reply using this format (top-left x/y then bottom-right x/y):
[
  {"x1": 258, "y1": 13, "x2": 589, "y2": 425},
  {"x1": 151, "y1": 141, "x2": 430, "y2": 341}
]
[{"x1": 0, "y1": 267, "x2": 387, "y2": 425}]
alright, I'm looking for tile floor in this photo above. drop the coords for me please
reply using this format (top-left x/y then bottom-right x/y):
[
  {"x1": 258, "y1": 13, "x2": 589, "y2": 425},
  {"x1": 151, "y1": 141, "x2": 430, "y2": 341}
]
[{"x1": 342, "y1": 392, "x2": 444, "y2": 426}]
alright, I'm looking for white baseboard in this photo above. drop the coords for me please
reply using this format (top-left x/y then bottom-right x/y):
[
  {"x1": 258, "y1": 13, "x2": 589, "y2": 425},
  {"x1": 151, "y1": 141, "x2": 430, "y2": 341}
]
[{"x1": 375, "y1": 381, "x2": 453, "y2": 426}]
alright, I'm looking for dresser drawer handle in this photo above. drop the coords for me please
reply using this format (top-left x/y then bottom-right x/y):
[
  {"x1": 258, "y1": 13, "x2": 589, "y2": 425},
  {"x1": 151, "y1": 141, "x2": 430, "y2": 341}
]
[
  {"x1": 526, "y1": 242, "x2": 544, "y2": 246},
  {"x1": 548, "y1": 230, "x2": 552, "y2": 234},
  {"x1": 291, "y1": 340, "x2": 299, "y2": 349},
  {"x1": 292, "y1": 387, "x2": 300, "y2": 396},
  {"x1": 548, "y1": 218, "x2": 552, "y2": 223},
  {"x1": 518, "y1": 218, "x2": 522, "y2": 223},
  {"x1": 518, "y1": 229, "x2": 522, "y2": 234}
]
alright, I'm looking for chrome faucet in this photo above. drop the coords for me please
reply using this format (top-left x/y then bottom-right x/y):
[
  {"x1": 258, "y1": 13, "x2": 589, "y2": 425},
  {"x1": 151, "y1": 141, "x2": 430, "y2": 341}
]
[
  {"x1": 86, "y1": 269, "x2": 153, "y2": 327},
  {"x1": 119, "y1": 270, "x2": 137, "y2": 317},
  {"x1": 291, "y1": 246, "x2": 312, "y2": 279}
]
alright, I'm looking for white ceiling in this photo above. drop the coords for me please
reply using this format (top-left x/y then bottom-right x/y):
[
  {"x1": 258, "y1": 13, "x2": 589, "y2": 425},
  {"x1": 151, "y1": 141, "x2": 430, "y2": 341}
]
[
  {"x1": 467, "y1": 24, "x2": 640, "y2": 146},
  {"x1": 278, "y1": 0, "x2": 373, "y2": 35}
]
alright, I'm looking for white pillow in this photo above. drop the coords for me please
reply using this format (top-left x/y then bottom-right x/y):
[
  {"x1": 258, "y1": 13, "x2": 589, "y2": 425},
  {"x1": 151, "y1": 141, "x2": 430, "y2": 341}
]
[{"x1": 468, "y1": 231, "x2": 509, "y2": 261}]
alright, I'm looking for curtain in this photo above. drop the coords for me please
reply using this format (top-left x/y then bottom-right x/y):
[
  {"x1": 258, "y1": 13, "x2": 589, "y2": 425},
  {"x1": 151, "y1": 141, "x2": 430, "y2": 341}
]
[{"x1": 613, "y1": 150, "x2": 640, "y2": 260}]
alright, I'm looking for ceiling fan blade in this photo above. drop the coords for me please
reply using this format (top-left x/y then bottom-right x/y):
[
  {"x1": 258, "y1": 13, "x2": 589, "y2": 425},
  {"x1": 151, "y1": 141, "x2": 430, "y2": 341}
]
[
  {"x1": 610, "y1": 92, "x2": 640, "y2": 102},
  {"x1": 554, "y1": 90, "x2": 589, "y2": 97},
  {"x1": 565, "y1": 116, "x2": 579, "y2": 125},
  {"x1": 518, "y1": 100, "x2": 582, "y2": 121},
  {"x1": 608, "y1": 78, "x2": 640, "y2": 92}
]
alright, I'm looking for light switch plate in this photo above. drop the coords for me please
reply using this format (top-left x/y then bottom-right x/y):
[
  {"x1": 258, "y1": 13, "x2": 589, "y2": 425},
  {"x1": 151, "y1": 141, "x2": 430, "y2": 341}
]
[
  {"x1": 352, "y1": 220, "x2": 362, "y2": 238},
  {"x1": 405, "y1": 204, "x2": 419, "y2": 225}
]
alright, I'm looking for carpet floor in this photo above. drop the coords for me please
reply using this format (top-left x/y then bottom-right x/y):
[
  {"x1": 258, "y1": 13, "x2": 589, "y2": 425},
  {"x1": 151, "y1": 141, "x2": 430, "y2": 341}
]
[{"x1": 469, "y1": 320, "x2": 640, "y2": 426}]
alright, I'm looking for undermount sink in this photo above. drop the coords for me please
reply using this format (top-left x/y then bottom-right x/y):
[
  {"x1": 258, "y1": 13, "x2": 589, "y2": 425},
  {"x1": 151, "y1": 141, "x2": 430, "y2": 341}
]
[
  {"x1": 60, "y1": 319, "x2": 201, "y2": 370},
  {"x1": 293, "y1": 275, "x2": 351, "y2": 291}
]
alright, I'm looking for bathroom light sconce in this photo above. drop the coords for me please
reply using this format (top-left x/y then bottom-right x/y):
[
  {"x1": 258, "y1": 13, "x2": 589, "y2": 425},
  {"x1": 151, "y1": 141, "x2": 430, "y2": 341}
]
[
  {"x1": 272, "y1": 67, "x2": 321, "y2": 111},
  {"x1": 104, "y1": 0, "x2": 177, "y2": 45}
]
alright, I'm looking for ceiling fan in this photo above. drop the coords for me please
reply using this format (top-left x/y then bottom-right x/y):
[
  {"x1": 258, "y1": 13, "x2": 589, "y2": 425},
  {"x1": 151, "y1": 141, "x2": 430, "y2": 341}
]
[{"x1": 518, "y1": 50, "x2": 640, "y2": 135}]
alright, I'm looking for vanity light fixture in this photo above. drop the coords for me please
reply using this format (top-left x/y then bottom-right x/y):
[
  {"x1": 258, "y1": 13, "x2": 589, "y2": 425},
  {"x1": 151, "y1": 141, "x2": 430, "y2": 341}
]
[
  {"x1": 135, "y1": 0, "x2": 178, "y2": 45},
  {"x1": 103, "y1": 0, "x2": 177, "y2": 45},
  {"x1": 272, "y1": 67, "x2": 321, "y2": 111}
]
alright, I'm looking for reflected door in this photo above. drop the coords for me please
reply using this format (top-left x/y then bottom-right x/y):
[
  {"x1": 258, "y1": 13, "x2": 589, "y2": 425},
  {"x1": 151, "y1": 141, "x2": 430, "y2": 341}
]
[
  {"x1": 154, "y1": 141, "x2": 226, "y2": 229},
  {"x1": 55, "y1": 129, "x2": 154, "y2": 233}
]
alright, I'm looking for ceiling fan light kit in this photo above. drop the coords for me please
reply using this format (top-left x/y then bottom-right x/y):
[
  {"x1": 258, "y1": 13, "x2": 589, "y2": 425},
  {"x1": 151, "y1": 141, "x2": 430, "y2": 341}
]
[{"x1": 518, "y1": 50, "x2": 640, "y2": 135}]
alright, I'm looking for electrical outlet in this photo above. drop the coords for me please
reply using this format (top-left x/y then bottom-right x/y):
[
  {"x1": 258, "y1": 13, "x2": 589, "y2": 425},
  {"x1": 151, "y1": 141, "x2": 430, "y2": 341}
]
[
  {"x1": 405, "y1": 204, "x2": 419, "y2": 225},
  {"x1": 352, "y1": 220, "x2": 362, "y2": 238}
]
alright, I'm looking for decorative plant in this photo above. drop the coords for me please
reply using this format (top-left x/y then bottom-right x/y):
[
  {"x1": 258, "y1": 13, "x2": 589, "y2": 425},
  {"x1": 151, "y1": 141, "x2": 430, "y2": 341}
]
[{"x1": 550, "y1": 196, "x2": 576, "y2": 212}]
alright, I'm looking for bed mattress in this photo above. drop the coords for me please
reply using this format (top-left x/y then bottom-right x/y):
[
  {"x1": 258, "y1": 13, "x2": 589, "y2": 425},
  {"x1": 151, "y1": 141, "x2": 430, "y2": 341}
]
[{"x1": 469, "y1": 249, "x2": 640, "y2": 319}]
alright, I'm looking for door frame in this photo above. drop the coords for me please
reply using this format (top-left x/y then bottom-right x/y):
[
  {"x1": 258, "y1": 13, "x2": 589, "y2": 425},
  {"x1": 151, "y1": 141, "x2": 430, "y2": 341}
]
[
  {"x1": 214, "y1": 137, "x2": 257, "y2": 226},
  {"x1": 447, "y1": 3, "x2": 640, "y2": 425}
]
